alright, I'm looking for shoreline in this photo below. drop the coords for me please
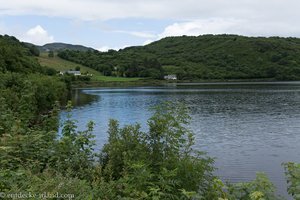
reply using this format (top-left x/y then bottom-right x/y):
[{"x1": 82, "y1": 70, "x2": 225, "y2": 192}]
[{"x1": 71, "y1": 78, "x2": 300, "y2": 88}]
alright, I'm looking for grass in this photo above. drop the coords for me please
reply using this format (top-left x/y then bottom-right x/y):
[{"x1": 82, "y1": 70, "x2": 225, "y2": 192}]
[
  {"x1": 38, "y1": 53, "x2": 102, "y2": 75},
  {"x1": 92, "y1": 76, "x2": 140, "y2": 82},
  {"x1": 38, "y1": 53, "x2": 141, "y2": 82}
]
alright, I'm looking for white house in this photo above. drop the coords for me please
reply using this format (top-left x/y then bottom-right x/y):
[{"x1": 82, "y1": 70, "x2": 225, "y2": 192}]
[
  {"x1": 67, "y1": 70, "x2": 81, "y2": 76},
  {"x1": 60, "y1": 70, "x2": 81, "y2": 76},
  {"x1": 164, "y1": 74, "x2": 177, "y2": 80}
]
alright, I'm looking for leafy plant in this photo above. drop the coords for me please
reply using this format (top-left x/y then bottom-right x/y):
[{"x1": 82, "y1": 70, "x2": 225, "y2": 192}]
[
  {"x1": 99, "y1": 102, "x2": 215, "y2": 199},
  {"x1": 284, "y1": 162, "x2": 300, "y2": 199},
  {"x1": 227, "y1": 173, "x2": 283, "y2": 200},
  {"x1": 51, "y1": 101, "x2": 96, "y2": 180}
]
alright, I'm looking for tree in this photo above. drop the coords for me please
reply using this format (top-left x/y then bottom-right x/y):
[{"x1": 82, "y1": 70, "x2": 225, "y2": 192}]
[
  {"x1": 28, "y1": 45, "x2": 40, "y2": 56},
  {"x1": 48, "y1": 50, "x2": 54, "y2": 58},
  {"x1": 99, "y1": 102, "x2": 215, "y2": 199}
]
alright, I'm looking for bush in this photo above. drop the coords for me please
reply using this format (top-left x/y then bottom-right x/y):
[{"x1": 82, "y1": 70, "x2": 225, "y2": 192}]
[
  {"x1": 50, "y1": 102, "x2": 96, "y2": 180},
  {"x1": 226, "y1": 173, "x2": 282, "y2": 200},
  {"x1": 99, "y1": 102, "x2": 215, "y2": 199},
  {"x1": 1, "y1": 169, "x2": 93, "y2": 200},
  {"x1": 284, "y1": 162, "x2": 300, "y2": 199}
]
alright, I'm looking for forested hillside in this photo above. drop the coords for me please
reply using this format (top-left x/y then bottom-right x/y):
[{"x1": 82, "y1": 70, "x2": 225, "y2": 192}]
[
  {"x1": 58, "y1": 35, "x2": 300, "y2": 80},
  {"x1": 36, "y1": 42, "x2": 95, "y2": 52},
  {"x1": 0, "y1": 35, "x2": 43, "y2": 73}
]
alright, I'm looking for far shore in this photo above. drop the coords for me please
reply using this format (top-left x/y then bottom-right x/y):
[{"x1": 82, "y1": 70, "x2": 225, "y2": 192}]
[{"x1": 71, "y1": 78, "x2": 300, "y2": 88}]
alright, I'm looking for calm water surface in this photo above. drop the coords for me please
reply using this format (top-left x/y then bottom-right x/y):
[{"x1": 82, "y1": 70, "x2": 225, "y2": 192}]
[{"x1": 60, "y1": 82, "x2": 300, "y2": 198}]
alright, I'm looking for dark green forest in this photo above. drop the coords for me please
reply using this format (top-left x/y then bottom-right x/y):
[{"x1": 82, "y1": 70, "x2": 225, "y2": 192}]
[
  {"x1": 0, "y1": 35, "x2": 42, "y2": 73},
  {"x1": 0, "y1": 35, "x2": 300, "y2": 199},
  {"x1": 58, "y1": 35, "x2": 300, "y2": 80}
]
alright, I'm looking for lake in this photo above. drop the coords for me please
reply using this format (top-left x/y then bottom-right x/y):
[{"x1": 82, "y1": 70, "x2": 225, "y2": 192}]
[{"x1": 60, "y1": 82, "x2": 300, "y2": 198}]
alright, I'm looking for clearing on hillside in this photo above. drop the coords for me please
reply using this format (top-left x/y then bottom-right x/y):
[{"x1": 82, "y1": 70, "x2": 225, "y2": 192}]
[{"x1": 38, "y1": 53, "x2": 141, "y2": 82}]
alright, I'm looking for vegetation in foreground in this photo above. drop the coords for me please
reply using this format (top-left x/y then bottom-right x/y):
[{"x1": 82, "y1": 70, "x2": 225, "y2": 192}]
[
  {"x1": 1, "y1": 34, "x2": 300, "y2": 199},
  {"x1": 1, "y1": 86, "x2": 300, "y2": 199}
]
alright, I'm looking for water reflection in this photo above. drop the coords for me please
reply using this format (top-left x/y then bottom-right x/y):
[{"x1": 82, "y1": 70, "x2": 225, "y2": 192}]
[{"x1": 71, "y1": 88, "x2": 99, "y2": 107}]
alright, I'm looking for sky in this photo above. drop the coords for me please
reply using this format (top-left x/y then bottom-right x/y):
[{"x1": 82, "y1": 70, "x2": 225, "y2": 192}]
[{"x1": 0, "y1": 0, "x2": 300, "y2": 51}]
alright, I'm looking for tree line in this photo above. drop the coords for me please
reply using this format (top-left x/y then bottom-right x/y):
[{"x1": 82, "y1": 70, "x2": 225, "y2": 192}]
[
  {"x1": 58, "y1": 50, "x2": 164, "y2": 79},
  {"x1": 58, "y1": 35, "x2": 300, "y2": 81}
]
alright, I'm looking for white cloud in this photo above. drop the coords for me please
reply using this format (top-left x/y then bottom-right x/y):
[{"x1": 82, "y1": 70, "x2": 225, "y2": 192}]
[
  {"x1": 159, "y1": 19, "x2": 242, "y2": 38},
  {"x1": 1, "y1": 0, "x2": 300, "y2": 39},
  {"x1": 23, "y1": 25, "x2": 54, "y2": 45},
  {"x1": 159, "y1": 17, "x2": 300, "y2": 38},
  {"x1": 0, "y1": 23, "x2": 54, "y2": 45}
]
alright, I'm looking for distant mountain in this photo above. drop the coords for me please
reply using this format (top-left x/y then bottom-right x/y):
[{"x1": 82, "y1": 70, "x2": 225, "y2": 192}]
[{"x1": 33, "y1": 42, "x2": 95, "y2": 52}]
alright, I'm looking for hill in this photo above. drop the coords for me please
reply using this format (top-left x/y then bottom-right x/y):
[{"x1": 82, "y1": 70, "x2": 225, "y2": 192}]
[
  {"x1": 0, "y1": 35, "x2": 43, "y2": 73},
  {"x1": 34, "y1": 42, "x2": 95, "y2": 52},
  {"x1": 38, "y1": 53, "x2": 102, "y2": 75},
  {"x1": 38, "y1": 53, "x2": 141, "y2": 82},
  {"x1": 58, "y1": 35, "x2": 300, "y2": 81}
]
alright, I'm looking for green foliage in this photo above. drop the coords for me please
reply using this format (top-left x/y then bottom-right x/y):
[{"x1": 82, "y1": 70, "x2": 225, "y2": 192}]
[
  {"x1": 99, "y1": 102, "x2": 215, "y2": 199},
  {"x1": 0, "y1": 35, "x2": 43, "y2": 73},
  {"x1": 0, "y1": 37, "x2": 299, "y2": 199},
  {"x1": 284, "y1": 162, "x2": 300, "y2": 199},
  {"x1": 44, "y1": 66, "x2": 58, "y2": 76},
  {"x1": 38, "y1": 52, "x2": 102, "y2": 76},
  {"x1": 1, "y1": 78, "x2": 300, "y2": 199},
  {"x1": 48, "y1": 50, "x2": 54, "y2": 58},
  {"x1": 0, "y1": 73, "x2": 67, "y2": 174},
  {"x1": 0, "y1": 169, "x2": 93, "y2": 200},
  {"x1": 226, "y1": 173, "x2": 282, "y2": 200},
  {"x1": 75, "y1": 66, "x2": 81, "y2": 71},
  {"x1": 58, "y1": 35, "x2": 300, "y2": 80},
  {"x1": 58, "y1": 50, "x2": 164, "y2": 79},
  {"x1": 0, "y1": 73, "x2": 67, "y2": 121},
  {"x1": 0, "y1": 43, "x2": 67, "y2": 174},
  {"x1": 205, "y1": 178, "x2": 229, "y2": 199},
  {"x1": 0, "y1": 69, "x2": 95, "y2": 200},
  {"x1": 22, "y1": 43, "x2": 40, "y2": 56},
  {"x1": 51, "y1": 101, "x2": 96, "y2": 180},
  {"x1": 37, "y1": 52, "x2": 140, "y2": 82}
]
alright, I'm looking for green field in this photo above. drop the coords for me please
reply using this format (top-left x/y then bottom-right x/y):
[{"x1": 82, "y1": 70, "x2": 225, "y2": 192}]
[
  {"x1": 38, "y1": 53, "x2": 141, "y2": 82},
  {"x1": 91, "y1": 75, "x2": 140, "y2": 82}
]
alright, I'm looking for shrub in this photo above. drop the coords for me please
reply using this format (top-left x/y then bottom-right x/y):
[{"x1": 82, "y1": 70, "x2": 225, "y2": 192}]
[
  {"x1": 99, "y1": 102, "x2": 215, "y2": 199},
  {"x1": 284, "y1": 162, "x2": 300, "y2": 199}
]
